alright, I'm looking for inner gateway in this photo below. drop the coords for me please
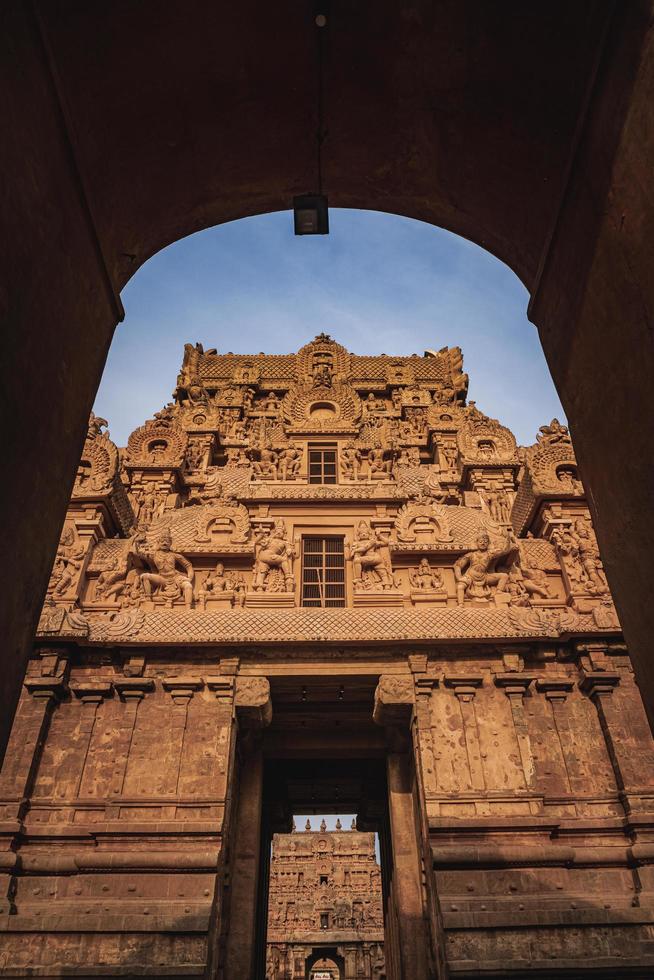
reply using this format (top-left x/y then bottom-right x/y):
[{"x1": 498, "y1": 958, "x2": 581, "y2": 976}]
[
  {"x1": 261, "y1": 678, "x2": 389, "y2": 979},
  {"x1": 4, "y1": 334, "x2": 654, "y2": 978}
]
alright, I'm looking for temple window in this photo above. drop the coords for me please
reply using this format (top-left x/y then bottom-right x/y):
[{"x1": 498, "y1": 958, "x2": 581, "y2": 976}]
[
  {"x1": 308, "y1": 444, "x2": 338, "y2": 483},
  {"x1": 301, "y1": 537, "x2": 346, "y2": 607}
]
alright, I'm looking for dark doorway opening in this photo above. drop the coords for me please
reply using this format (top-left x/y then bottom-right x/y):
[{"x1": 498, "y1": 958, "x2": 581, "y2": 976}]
[
  {"x1": 255, "y1": 674, "x2": 391, "y2": 979},
  {"x1": 258, "y1": 758, "x2": 390, "y2": 980}
]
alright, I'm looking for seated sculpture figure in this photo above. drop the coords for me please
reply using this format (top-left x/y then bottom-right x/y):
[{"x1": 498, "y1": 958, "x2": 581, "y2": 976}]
[
  {"x1": 453, "y1": 532, "x2": 511, "y2": 605},
  {"x1": 134, "y1": 528, "x2": 194, "y2": 608},
  {"x1": 410, "y1": 558, "x2": 445, "y2": 592},
  {"x1": 348, "y1": 521, "x2": 393, "y2": 590},
  {"x1": 368, "y1": 441, "x2": 392, "y2": 480},
  {"x1": 196, "y1": 561, "x2": 231, "y2": 609},
  {"x1": 95, "y1": 557, "x2": 129, "y2": 603},
  {"x1": 251, "y1": 446, "x2": 278, "y2": 480},
  {"x1": 252, "y1": 520, "x2": 295, "y2": 592}
]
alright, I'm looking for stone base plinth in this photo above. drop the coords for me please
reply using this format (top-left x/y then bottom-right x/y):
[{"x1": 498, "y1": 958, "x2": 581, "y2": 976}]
[
  {"x1": 200, "y1": 591, "x2": 235, "y2": 610},
  {"x1": 353, "y1": 590, "x2": 404, "y2": 607},
  {"x1": 410, "y1": 590, "x2": 448, "y2": 606},
  {"x1": 245, "y1": 591, "x2": 296, "y2": 608}
]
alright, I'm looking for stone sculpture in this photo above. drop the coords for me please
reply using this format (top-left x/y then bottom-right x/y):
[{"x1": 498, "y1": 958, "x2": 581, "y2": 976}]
[
  {"x1": 252, "y1": 521, "x2": 295, "y2": 592},
  {"x1": 409, "y1": 559, "x2": 445, "y2": 592},
  {"x1": 348, "y1": 521, "x2": 394, "y2": 590},
  {"x1": 453, "y1": 532, "x2": 513, "y2": 605},
  {"x1": 133, "y1": 528, "x2": 194, "y2": 607}
]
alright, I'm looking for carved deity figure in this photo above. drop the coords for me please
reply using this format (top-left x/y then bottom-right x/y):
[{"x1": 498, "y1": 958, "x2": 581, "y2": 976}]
[
  {"x1": 251, "y1": 447, "x2": 278, "y2": 480},
  {"x1": 95, "y1": 557, "x2": 129, "y2": 603},
  {"x1": 556, "y1": 467, "x2": 583, "y2": 493},
  {"x1": 365, "y1": 392, "x2": 384, "y2": 413},
  {"x1": 226, "y1": 571, "x2": 247, "y2": 606},
  {"x1": 278, "y1": 442, "x2": 302, "y2": 481},
  {"x1": 341, "y1": 441, "x2": 362, "y2": 481},
  {"x1": 409, "y1": 558, "x2": 445, "y2": 592},
  {"x1": 185, "y1": 376, "x2": 209, "y2": 405},
  {"x1": 252, "y1": 520, "x2": 295, "y2": 592},
  {"x1": 506, "y1": 560, "x2": 551, "y2": 605},
  {"x1": 312, "y1": 352, "x2": 333, "y2": 388},
  {"x1": 134, "y1": 529, "x2": 194, "y2": 607},
  {"x1": 453, "y1": 532, "x2": 511, "y2": 605},
  {"x1": 568, "y1": 518, "x2": 608, "y2": 593},
  {"x1": 347, "y1": 521, "x2": 394, "y2": 590},
  {"x1": 437, "y1": 441, "x2": 458, "y2": 475},
  {"x1": 368, "y1": 441, "x2": 392, "y2": 480},
  {"x1": 262, "y1": 391, "x2": 281, "y2": 413},
  {"x1": 483, "y1": 488, "x2": 512, "y2": 523},
  {"x1": 228, "y1": 418, "x2": 247, "y2": 441},
  {"x1": 196, "y1": 561, "x2": 230, "y2": 609},
  {"x1": 242, "y1": 387, "x2": 256, "y2": 411},
  {"x1": 50, "y1": 526, "x2": 85, "y2": 597},
  {"x1": 477, "y1": 439, "x2": 496, "y2": 460},
  {"x1": 135, "y1": 485, "x2": 165, "y2": 525}
]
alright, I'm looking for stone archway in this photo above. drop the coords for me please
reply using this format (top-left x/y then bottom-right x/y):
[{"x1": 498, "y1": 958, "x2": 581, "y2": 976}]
[
  {"x1": 1, "y1": 0, "x2": 654, "y2": 762},
  {"x1": 306, "y1": 951, "x2": 344, "y2": 980}
]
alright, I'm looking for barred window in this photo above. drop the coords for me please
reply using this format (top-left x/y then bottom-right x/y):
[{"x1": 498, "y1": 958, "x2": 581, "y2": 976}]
[
  {"x1": 308, "y1": 444, "x2": 337, "y2": 484},
  {"x1": 301, "y1": 537, "x2": 346, "y2": 607}
]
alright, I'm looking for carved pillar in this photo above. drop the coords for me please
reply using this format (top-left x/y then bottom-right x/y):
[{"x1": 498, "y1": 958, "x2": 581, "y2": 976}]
[
  {"x1": 579, "y1": 669, "x2": 631, "y2": 794},
  {"x1": 162, "y1": 676, "x2": 203, "y2": 794},
  {"x1": 535, "y1": 678, "x2": 576, "y2": 793},
  {"x1": 345, "y1": 944, "x2": 359, "y2": 979},
  {"x1": 373, "y1": 675, "x2": 431, "y2": 980},
  {"x1": 69, "y1": 679, "x2": 113, "y2": 797},
  {"x1": 443, "y1": 674, "x2": 485, "y2": 791},
  {"x1": 0, "y1": 651, "x2": 69, "y2": 823},
  {"x1": 413, "y1": 675, "x2": 439, "y2": 800},
  {"x1": 494, "y1": 673, "x2": 537, "y2": 790},
  {"x1": 220, "y1": 676, "x2": 272, "y2": 980},
  {"x1": 106, "y1": 678, "x2": 154, "y2": 811}
]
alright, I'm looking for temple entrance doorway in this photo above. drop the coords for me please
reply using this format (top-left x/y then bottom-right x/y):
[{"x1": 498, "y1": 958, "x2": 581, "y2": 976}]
[
  {"x1": 219, "y1": 672, "x2": 433, "y2": 979},
  {"x1": 307, "y1": 951, "x2": 344, "y2": 979}
]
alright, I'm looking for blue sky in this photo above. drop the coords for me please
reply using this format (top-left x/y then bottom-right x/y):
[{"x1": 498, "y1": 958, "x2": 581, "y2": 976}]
[{"x1": 95, "y1": 209, "x2": 564, "y2": 447}]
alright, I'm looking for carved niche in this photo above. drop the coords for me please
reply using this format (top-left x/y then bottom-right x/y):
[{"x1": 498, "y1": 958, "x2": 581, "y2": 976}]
[
  {"x1": 193, "y1": 500, "x2": 251, "y2": 546},
  {"x1": 457, "y1": 414, "x2": 518, "y2": 465},
  {"x1": 394, "y1": 500, "x2": 454, "y2": 546},
  {"x1": 123, "y1": 416, "x2": 188, "y2": 468},
  {"x1": 72, "y1": 413, "x2": 118, "y2": 495},
  {"x1": 296, "y1": 335, "x2": 351, "y2": 385},
  {"x1": 281, "y1": 382, "x2": 363, "y2": 430},
  {"x1": 72, "y1": 413, "x2": 134, "y2": 533}
]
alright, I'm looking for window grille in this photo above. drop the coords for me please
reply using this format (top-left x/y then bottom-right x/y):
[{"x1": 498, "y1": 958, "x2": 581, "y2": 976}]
[
  {"x1": 301, "y1": 537, "x2": 346, "y2": 607},
  {"x1": 308, "y1": 445, "x2": 337, "y2": 484}
]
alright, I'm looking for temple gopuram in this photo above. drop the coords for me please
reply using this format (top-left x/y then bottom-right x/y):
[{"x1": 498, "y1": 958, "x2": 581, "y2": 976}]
[
  {"x1": 266, "y1": 821, "x2": 384, "y2": 979},
  {"x1": 2, "y1": 334, "x2": 654, "y2": 978}
]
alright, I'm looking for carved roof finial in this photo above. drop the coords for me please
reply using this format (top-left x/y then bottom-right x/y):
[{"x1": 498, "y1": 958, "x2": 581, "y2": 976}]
[{"x1": 305, "y1": 819, "x2": 311, "y2": 831}]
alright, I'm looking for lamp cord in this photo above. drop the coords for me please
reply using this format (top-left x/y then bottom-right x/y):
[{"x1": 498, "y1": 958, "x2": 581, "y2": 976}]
[{"x1": 316, "y1": 16, "x2": 325, "y2": 195}]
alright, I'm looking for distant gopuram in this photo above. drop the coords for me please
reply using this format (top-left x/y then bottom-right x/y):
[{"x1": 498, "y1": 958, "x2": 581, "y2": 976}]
[
  {"x1": 2, "y1": 335, "x2": 653, "y2": 978},
  {"x1": 266, "y1": 824, "x2": 384, "y2": 979}
]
